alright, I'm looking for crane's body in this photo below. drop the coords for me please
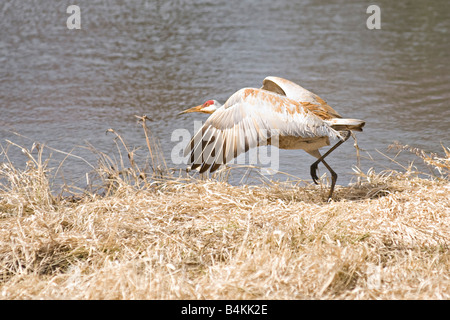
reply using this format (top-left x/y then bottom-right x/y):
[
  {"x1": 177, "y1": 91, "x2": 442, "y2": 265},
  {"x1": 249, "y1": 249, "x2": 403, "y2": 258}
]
[{"x1": 179, "y1": 76, "x2": 365, "y2": 200}]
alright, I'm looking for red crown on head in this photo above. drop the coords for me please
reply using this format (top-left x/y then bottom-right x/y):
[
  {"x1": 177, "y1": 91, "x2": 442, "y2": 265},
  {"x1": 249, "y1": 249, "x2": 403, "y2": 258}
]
[{"x1": 203, "y1": 100, "x2": 214, "y2": 107}]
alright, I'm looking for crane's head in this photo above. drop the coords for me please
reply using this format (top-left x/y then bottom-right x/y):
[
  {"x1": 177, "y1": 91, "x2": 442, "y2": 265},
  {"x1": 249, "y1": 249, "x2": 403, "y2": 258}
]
[{"x1": 179, "y1": 100, "x2": 220, "y2": 115}]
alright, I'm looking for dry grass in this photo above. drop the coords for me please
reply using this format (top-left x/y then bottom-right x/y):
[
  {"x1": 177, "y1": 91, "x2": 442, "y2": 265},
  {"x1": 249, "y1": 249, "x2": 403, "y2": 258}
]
[{"x1": 0, "y1": 124, "x2": 449, "y2": 300}]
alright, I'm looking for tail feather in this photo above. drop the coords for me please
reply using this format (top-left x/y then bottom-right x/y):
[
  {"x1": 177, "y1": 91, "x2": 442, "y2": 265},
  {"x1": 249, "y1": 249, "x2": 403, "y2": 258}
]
[{"x1": 324, "y1": 118, "x2": 365, "y2": 132}]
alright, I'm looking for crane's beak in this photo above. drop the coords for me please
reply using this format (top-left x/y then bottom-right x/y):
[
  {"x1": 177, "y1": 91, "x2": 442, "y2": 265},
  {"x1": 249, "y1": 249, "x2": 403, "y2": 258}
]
[{"x1": 178, "y1": 105, "x2": 203, "y2": 115}]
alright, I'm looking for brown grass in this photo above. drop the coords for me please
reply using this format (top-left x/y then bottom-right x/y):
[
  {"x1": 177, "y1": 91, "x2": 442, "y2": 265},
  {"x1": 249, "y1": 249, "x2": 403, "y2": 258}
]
[{"x1": 0, "y1": 123, "x2": 449, "y2": 300}]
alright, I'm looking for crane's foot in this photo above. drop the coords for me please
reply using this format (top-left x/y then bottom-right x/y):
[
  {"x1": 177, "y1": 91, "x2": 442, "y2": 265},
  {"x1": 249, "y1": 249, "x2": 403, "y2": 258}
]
[
  {"x1": 326, "y1": 189, "x2": 334, "y2": 202},
  {"x1": 325, "y1": 168, "x2": 338, "y2": 202},
  {"x1": 310, "y1": 162, "x2": 320, "y2": 184}
]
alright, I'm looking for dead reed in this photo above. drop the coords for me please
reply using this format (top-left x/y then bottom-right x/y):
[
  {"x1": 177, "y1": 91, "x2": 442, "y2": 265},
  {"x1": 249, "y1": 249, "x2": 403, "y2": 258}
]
[{"x1": 0, "y1": 119, "x2": 449, "y2": 299}]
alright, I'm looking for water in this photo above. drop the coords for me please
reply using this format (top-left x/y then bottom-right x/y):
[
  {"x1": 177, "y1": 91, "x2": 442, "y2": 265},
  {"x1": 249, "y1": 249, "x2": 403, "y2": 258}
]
[{"x1": 1, "y1": 0, "x2": 449, "y2": 188}]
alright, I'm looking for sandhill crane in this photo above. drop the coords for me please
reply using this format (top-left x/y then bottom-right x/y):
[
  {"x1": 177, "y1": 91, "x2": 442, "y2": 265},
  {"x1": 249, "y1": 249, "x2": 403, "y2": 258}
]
[{"x1": 179, "y1": 76, "x2": 365, "y2": 200}]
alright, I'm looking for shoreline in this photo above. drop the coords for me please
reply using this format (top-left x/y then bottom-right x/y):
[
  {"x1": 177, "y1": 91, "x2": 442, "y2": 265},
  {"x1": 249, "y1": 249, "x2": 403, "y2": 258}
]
[{"x1": 0, "y1": 162, "x2": 449, "y2": 299}]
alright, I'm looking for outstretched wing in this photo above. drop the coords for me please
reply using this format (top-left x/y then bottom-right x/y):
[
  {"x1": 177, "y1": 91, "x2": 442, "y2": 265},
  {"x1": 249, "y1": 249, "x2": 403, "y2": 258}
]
[
  {"x1": 184, "y1": 88, "x2": 340, "y2": 173},
  {"x1": 261, "y1": 76, "x2": 342, "y2": 119}
]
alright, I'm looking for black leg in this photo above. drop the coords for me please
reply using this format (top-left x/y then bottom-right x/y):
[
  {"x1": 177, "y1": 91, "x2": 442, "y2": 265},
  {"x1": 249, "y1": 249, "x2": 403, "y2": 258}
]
[
  {"x1": 309, "y1": 138, "x2": 345, "y2": 184},
  {"x1": 309, "y1": 131, "x2": 351, "y2": 199},
  {"x1": 310, "y1": 161, "x2": 320, "y2": 184},
  {"x1": 321, "y1": 159, "x2": 337, "y2": 201}
]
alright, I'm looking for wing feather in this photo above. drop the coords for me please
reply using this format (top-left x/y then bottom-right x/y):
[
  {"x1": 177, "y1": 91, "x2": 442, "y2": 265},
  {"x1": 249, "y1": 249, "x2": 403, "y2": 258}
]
[
  {"x1": 190, "y1": 126, "x2": 215, "y2": 170},
  {"x1": 261, "y1": 76, "x2": 342, "y2": 119},
  {"x1": 199, "y1": 127, "x2": 224, "y2": 173}
]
